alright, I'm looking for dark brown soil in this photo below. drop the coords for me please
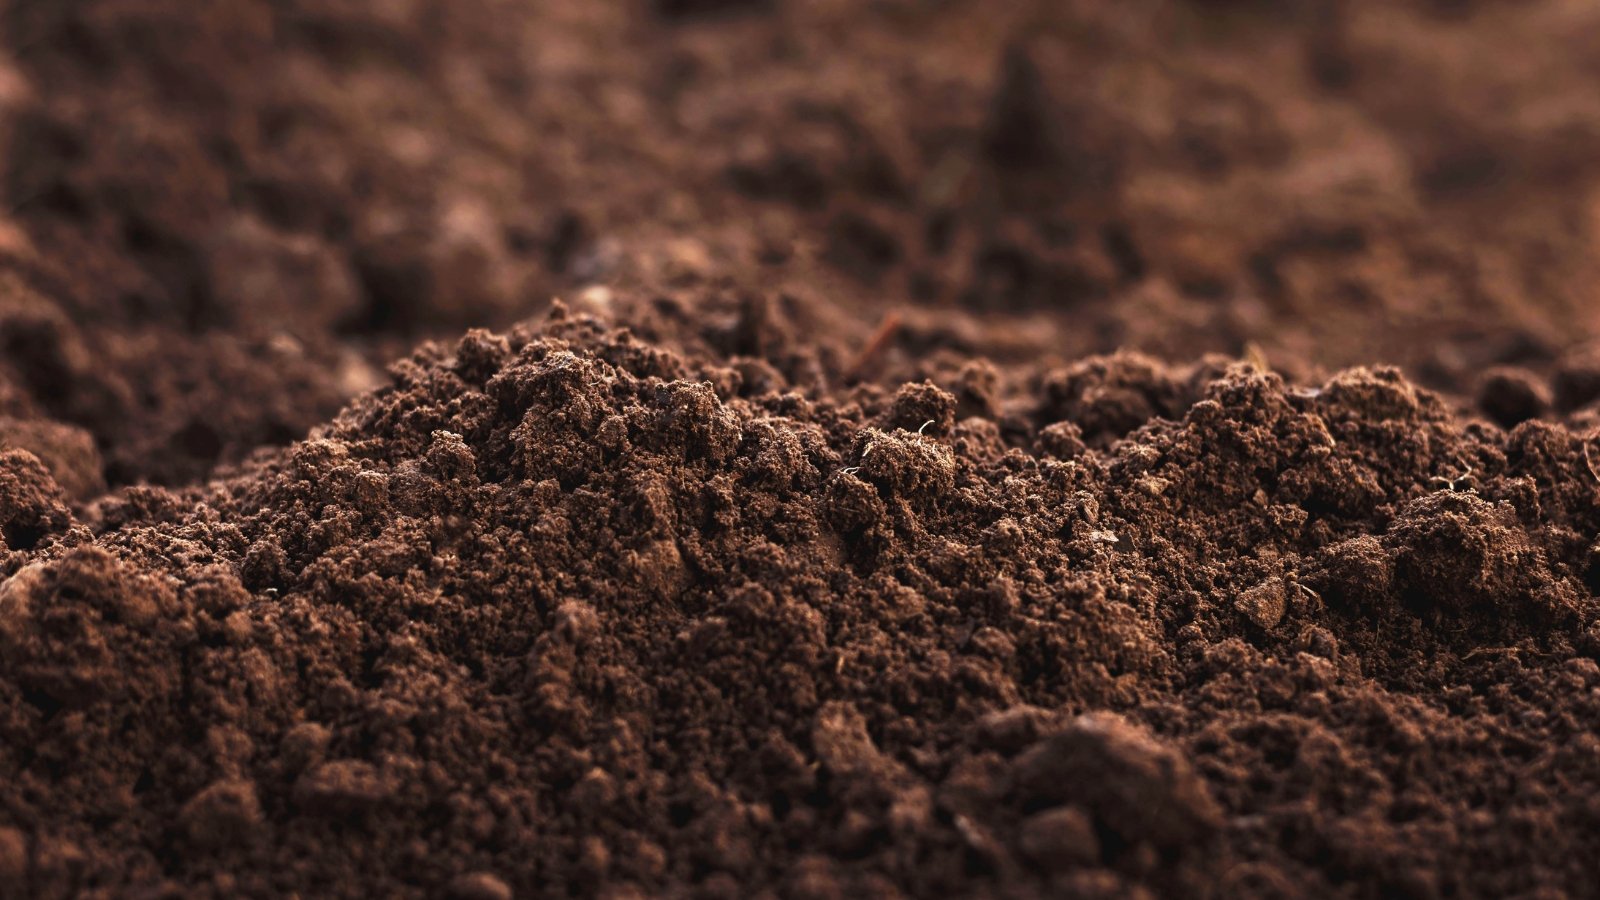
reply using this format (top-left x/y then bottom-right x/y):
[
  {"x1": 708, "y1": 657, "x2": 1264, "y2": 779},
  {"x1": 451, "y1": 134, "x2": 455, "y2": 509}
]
[{"x1": 4, "y1": 1, "x2": 1600, "y2": 897}]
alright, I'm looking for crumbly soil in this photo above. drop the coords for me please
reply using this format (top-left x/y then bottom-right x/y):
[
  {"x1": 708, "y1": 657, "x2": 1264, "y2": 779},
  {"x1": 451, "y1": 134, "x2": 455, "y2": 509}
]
[{"x1": 4, "y1": 1, "x2": 1600, "y2": 897}]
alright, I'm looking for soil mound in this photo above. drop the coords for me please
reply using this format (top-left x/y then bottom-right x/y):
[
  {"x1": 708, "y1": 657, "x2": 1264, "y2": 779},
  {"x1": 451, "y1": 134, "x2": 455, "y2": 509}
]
[{"x1": 2, "y1": 312, "x2": 1598, "y2": 896}]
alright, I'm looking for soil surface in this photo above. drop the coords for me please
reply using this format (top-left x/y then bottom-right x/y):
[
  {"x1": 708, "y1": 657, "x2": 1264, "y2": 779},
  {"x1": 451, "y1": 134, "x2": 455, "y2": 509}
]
[{"x1": 4, "y1": 1, "x2": 1600, "y2": 897}]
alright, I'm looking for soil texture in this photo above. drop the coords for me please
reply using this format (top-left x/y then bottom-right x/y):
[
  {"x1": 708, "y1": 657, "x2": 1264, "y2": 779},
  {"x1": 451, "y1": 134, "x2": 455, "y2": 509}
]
[{"x1": 4, "y1": 1, "x2": 1600, "y2": 897}]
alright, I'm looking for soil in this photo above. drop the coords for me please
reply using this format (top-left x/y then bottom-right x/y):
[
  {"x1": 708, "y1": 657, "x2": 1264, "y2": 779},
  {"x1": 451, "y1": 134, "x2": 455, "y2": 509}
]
[{"x1": 3, "y1": 0, "x2": 1600, "y2": 897}]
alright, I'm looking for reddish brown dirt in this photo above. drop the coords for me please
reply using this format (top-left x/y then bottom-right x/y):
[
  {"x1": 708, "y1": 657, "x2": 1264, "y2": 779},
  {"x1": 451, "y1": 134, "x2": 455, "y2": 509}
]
[{"x1": 4, "y1": 1, "x2": 1600, "y2": 897}]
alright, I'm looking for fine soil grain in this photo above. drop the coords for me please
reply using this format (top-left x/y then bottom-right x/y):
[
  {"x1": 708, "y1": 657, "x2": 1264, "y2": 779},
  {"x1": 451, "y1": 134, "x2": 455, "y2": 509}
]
[{"x1": 3, "y1": 0, "x2": 1600, "y2": 898}]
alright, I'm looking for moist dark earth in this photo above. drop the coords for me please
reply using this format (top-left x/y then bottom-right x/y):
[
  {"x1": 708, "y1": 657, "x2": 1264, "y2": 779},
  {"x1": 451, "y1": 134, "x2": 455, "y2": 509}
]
[{"x1": 4, "y1": 1, "x2": 1600, "y2": 897}]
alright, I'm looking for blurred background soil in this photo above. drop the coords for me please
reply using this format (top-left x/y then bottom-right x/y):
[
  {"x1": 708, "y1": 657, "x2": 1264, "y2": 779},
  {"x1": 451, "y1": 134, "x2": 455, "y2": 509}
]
[{"x1": 4, "y1": 0, "x2": 1600, "y2": 490}]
